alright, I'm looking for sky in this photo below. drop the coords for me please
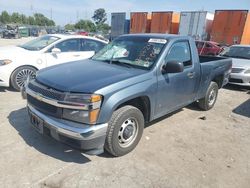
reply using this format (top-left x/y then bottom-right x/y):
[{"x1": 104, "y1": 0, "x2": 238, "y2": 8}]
[{"x1": 0, "y1": 0, "x2": 250, "y2": 26}]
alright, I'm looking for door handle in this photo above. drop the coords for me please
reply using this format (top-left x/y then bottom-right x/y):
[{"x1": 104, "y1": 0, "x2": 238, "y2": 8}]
[
  {"x1": 187, "y1": 72, "x2": 195, "y2": 78},
  {"x1": 73, "y1": 54, "x2": 80, "y2": 57}
]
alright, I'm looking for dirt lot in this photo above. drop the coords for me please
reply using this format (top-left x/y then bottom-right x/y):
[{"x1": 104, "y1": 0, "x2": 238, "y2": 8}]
[{"x1": 0, "y1": 38, "x2": 250, "y2": 188}]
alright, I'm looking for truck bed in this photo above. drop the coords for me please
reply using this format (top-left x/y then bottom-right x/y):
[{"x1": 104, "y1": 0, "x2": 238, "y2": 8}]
[
  {"x1": 199, "y1": 55, "x2": 228, "y2": 63},
  {"x1": 196, "y1": 55, "x2": 232, "y2": 100}
]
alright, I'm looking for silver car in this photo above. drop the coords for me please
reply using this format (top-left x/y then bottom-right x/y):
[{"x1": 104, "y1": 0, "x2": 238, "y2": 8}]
[{"x1": 221, "y1": 45, "x2": 250, "y2": 87}]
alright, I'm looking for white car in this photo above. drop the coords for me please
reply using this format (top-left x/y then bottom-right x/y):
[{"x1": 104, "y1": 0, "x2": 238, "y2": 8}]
[
  {"x1": 0, "y1": 34, "x2": 108, "y2": 90},
  {"x1": 220, "y1": 45, "x2": 250, "y2": 87}
]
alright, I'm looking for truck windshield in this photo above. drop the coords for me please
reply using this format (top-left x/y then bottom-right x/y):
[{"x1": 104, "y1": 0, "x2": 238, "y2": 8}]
[
  {"x1": 19, "y1": 35, "x2": 60, "y2": 51},
  {"x1": 221, "y1": 46, "x2": 250, "y2": 60},
  {"x1": 92, "y1": 36, "x2": 167, "y2": 69}
]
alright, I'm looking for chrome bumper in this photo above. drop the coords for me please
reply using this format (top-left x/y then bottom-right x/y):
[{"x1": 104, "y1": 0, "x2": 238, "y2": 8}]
[{"x1": 27, "y1": 104, "x2": 108, "y2": 154}]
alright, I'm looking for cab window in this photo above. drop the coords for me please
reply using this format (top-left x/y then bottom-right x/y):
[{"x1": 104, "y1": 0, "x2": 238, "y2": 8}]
[{"x1": 165, "y1": 41, "x2": 192, "y2": 67}]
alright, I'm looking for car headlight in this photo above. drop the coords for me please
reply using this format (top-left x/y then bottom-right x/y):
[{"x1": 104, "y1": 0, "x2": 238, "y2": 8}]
[
  {"x1": 244, "y1": 69, "x2": 250, "y2": 74},
  {"x1": 61, "y1": 94, "x2": 102, "y2": 124},
  {"x1": 0, "y1": 59, "x2": 12, "y2": 66}
]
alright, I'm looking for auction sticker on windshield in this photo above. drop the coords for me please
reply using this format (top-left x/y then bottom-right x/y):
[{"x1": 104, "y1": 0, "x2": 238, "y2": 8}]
[{"x1": 148, "y1": 38, "x2": 167, "y2": 44}]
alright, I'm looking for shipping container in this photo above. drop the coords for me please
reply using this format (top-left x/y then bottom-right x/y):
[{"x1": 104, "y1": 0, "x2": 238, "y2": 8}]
[
  {"x1": 130, "y1": 12, "x2": 151, "y2": 33},
  {"x1": 150, "y1": 12, "x2": 180, "y2": 34},
  {"x1": 111, "y1": 12, "x2": 126, "y2": 39},
  {"x1": 210, "y1": 10, "x2": 250, "y2": 45},
  {"x1": 179, "y1": 11, "x2": 214, "y2": 41}
]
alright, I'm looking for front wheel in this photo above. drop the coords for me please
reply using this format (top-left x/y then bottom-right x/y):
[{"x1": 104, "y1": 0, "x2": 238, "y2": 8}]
[
  {"x1": 10, "y1": 66, "x2": 36, "y2": 91},
  {"x1": 198, "y1": 81, "x2": 219, "y2": 111},
  {"x1": 105, "y1": 105, "x2": 144, "y2": 157}
]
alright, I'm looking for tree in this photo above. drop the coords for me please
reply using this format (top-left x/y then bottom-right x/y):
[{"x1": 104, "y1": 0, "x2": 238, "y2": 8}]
[
  {"x1": 0, "y1": 11, "x2": 10, "y2": 24},
  {"x1": 28, "y1": 16, "x2": 35, "y2": 25},
  {"x1": 75, "y1": 20, "x2": 96, "y2": 32},
  {"x1": 34, "y1": 13, "x2": 55, "y2": 26},
  {"x1": 65, "y1": 24, "x2": 75, "y2": 31},
  {"x1": 92, "y1": 8, "x2": 107, "y2": 25},
  {"x1": 11, "y1": 12, "x2": 21, "y2": 23},
  {"x1": 96, "y1": 23, "x2": 110, "y2": 34}
]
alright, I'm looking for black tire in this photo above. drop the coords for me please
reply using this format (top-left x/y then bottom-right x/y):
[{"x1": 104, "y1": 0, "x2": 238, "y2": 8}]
[
  {"x1": 10, "y1": 66, "x2": 37, "y2": 91},
  {"x1": 105, "y1": 105, "x2": 144, "y2": 157},
  {"x1": 198, "y1": 82, "x2": 219, "y2": 111}
]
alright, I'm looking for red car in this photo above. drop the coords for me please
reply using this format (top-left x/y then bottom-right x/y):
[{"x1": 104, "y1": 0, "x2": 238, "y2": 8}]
[
  {"x1": 195, "y1": 41, "x2": 224, "y2": 56},
  {"x1": 76, "y1": 31, "x2": 88, "y2": 36}
]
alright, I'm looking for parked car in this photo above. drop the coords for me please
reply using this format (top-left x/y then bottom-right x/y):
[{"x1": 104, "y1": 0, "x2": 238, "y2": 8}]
[
  {"x1": 2, "y1": 24, "x2": 19, "y2": 39},
  {"x1": 77, "y1": 31, "x2": 88, "y2": 36},
  {"x1": 0, "y1": 34, "x2": 107, "y2": 91},
  {"x1": 195, "y1": 41, "x2": 224, "y2": 56},
  {"x1": 220, "y1": 45, "x2": 250, "y2": 86},
  {"x1": 22, "y1": 34, "x2": 232, "y2": 157}
]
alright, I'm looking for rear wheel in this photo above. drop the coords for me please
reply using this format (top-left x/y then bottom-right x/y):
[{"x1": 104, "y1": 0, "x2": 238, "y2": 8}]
[
  {"x1": 105, "y1": 105, "x2": 144, "y2": 157},
  {"x1": 198, "y1": 82, "x2": 219, "y2": 111},
  {"x1": 10, "y1": 66, "x2": 36, "y2": 91}
]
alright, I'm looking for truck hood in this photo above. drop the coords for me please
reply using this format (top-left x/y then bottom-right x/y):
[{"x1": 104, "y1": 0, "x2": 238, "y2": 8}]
[
  {"x1": 36, "y1": 59, "x2": 148, "y2": 93},
  {"x1": 232, "y1": 58, "x2": 250, "y2": 69}
]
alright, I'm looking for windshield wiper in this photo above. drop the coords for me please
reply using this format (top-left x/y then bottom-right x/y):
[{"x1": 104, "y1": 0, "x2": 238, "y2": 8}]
[{"x1": 102, "y1": 59, "x2": 133, "y2": 68}]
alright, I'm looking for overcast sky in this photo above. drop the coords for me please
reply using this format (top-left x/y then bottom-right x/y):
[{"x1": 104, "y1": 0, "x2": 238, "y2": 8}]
[{"x1": 0, "y1": 0, "x2": 250, "y2": 25}]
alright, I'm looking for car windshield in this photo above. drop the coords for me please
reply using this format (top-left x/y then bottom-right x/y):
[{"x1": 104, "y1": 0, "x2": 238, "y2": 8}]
[
  {"x1": 221, "y1": 46, "x2": 250, "y2": 60},
  {"x1": 19, "y1": 35, "x2": 60, "y2": 51},
  {"x1": 91, "y1": 36, "x2": 167, "y2": 69}
]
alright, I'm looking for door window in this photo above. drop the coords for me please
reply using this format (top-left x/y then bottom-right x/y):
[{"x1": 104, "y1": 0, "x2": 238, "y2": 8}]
[
  {"x1": 165, "y1": 41, "x2": 192, "y2": 67},
  {"x1": 81, "y1": 39, "x2": 105, "y2": 52},
  {"x1": 54, "y1": 39, "x2": 80, "y2": 52}
]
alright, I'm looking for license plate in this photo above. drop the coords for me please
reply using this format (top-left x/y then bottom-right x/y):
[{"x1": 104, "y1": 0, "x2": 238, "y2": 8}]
[{"x1": 30, "y1": 112, "x2": 44, "y2": 134}]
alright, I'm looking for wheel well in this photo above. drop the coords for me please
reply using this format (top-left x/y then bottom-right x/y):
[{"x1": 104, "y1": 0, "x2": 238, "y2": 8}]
[
  {"x1": 116, "y1": 96, "x2": 151, "y2": 123},
  {"x1": 9, "y1": 65, "x2": 38, "y2": 85},
  {"x1": 212, "y1": 75, "x2": 224, "y2": 88}
]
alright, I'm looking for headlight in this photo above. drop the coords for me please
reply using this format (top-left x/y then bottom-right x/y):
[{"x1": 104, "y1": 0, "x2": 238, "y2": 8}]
[
  {"x1": 0, "y1": 59, "x2": 12, "y2": 66},
  {"x1": 244, "y1": 69, "x2": 250, "y2": 74},
  {"x1": 61, "y1": 94, "x2": 102, "y2": 124}
]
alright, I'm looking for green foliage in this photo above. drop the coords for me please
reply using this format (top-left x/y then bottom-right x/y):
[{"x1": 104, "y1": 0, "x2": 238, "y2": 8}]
[
  {"x1": 96, "y1": 23, "x2": 110, "y2": 34},
  {"x1": 64, "y1": 24, "x2": 75, "y2": 31},
  {"x1": 92, "y1": 8, "x2": 107, "y2": 25},
  {"x1": 0, "y1": 11, "x2": 55, "y2": 26},
  {"x1": 75, "y1": 20, "x2": 96, "y2": 32},
  {"x1": 0, "y1": 11, "x2": 10, "y2": 24}
]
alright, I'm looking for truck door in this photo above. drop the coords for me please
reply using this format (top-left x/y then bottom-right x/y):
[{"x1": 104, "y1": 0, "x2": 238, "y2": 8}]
[{"x1": 155, "y1": 40, "x2": 199, "y2": 118}]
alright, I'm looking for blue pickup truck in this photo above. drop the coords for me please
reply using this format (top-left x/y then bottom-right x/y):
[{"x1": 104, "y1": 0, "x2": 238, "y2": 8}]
[{"x1": 22, "y1": 34, "x2": 232, "y2": 156}]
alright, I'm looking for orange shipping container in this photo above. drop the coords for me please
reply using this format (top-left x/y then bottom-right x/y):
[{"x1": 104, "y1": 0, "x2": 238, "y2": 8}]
[
  {"x1": 150, "y1": 12, "x2": 180, "y2": 34},
  {"x1": 130, "y1": 12, "x2": 151, "y2": 33},
  {"x1": 210, "y1": 10, "x2": 250, "y2": 45}
]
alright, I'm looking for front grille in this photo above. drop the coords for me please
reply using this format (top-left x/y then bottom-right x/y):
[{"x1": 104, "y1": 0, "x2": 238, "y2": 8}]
[
  {"x1": 231, "y1": 68, "x2": 245, "y2": 73},
  {"x1": 27, "y1": 94, "x2": 62, "y2": 118},
  {"x1": 229, "y1": 78, "x2": 243, "y2": 83},
  {"x1": 28, "y1": 81, "x2": 65, "y2": 101}
]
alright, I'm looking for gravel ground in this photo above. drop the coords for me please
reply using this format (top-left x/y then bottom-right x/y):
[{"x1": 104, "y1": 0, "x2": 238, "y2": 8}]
[{"x1": 0, "y1": 38, "x2": 250, "y2": 188}]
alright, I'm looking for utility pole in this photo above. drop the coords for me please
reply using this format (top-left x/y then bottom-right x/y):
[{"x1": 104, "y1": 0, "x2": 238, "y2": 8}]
[{"x1": 50, "y1": 8, "x2": 53, "y2": 20}]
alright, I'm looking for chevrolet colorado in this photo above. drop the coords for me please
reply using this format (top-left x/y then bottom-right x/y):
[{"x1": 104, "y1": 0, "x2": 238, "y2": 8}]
[{"x1": 22, "y1": 34, "x2": 232, "y2": 156}]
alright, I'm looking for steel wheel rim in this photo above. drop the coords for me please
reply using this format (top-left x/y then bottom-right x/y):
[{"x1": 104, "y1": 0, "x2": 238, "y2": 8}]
[
  {"x1": 16, "y1": 69, "x2": 35, "y2": 88},
  {"x1": 118, "y1": 118, "x2": 139, "y2": 148},
  {"x1": 208, "y1": 88, "x2": 216, "y2": 106}
]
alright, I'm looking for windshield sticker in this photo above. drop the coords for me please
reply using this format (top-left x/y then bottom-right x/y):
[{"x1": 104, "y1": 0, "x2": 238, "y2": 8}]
[{"x1": 148, "y1": 38, "x2": 167, "y2": 44}]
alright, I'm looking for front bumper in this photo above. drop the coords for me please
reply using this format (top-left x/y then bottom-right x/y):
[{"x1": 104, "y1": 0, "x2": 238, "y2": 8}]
[
  {"x1": 229, "y1": 73, "x2": 250, "y2": 87},
  {"x1": 27, "y1": 104, "x2": 108, "y2": 155},
  {"x1": 0, "y1": 66, "x2": 10, "y2": 87}
]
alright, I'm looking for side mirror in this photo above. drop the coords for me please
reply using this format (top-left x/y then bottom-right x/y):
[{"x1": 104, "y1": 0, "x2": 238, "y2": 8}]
[
  {"x1": 162, "y1": 61, "x2": 184, "y2": 74},
  {"x1": 51, "y1": 48, "x2": 61, "y2": 55}
]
